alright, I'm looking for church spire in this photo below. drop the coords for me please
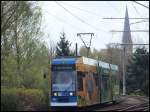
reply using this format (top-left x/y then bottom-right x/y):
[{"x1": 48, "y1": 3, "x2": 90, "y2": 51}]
[{"x1": 122, "y1": 6, "x2": 132, "y2": 44}]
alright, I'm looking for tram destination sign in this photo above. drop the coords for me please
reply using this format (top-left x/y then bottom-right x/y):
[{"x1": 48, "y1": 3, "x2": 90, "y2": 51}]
[{"x1": 51, "y1": 64, "x2": 75, "y2": 71}]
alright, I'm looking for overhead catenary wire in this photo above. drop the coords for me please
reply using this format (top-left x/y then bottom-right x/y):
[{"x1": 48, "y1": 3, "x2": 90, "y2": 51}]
[
  {"x1": 61, "y1": 2, "x2": 122, "y2": 26},
  {"x1": 61, "y1": 2, "x2": 102, "y2": 18},
  {"x1": 106, "y1": 1, "x2": 122, "y2": 15},
  {"x1": 132, "y1": 1, "x2": 149, "y2": 9},
  {"x1": 41, "y1": 1, "x2": 148, "y2": 49},
  {"x1": 42, "y1": 3, "x2": 105, "y2": 51},
  {"x1": 43, "y1": 10, "x2": 90, "y2": 46},
  {"x1": 131, "y1": 2, "x2": 142, "y2": 17},
  {"x1": 130, "y1": 20, "x2": 149, "y2": 25},
  {"x1": 130, "y1": 2, "x2": 149, "y2": 40},
  {"x1": 44, "y1": 10, "x2": 86, "y2": 32},
  {"x1": 55, "y1": 1, "x2": 107, "y2": 32}
]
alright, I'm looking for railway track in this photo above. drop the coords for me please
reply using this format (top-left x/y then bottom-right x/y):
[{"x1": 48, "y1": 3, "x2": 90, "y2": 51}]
[
  {"x1": 113, "y1": 102, "x2": 149, "y2": 111},
  {"x1": 24, "y1": 95, "x2": 149, "y2": 111},
  {"x1": 95, "y1": 95, "x2": 149, "y2": 111}
]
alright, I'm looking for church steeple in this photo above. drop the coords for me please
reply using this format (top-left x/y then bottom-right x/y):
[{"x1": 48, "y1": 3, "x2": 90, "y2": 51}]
[
  {"x1": 122, "y1": 6, "x2": 133, "y2": 55},
  {"x1": 122, "y1": 6, "x2": 132, "y2": 44}
]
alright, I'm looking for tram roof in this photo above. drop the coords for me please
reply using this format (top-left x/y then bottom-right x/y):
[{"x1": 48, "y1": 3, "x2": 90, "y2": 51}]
[
  {"x1": 52, "y1": 57, "x2": 76, "y2": 64},
  {"x1": 52, "y1": 56, "x2": 118, "y2": 70}
]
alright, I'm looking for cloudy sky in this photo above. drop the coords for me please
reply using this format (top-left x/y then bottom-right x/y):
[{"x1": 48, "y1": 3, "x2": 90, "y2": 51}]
[{"x1": 38, "y1": 1, "x2": 149, "y2": 51}]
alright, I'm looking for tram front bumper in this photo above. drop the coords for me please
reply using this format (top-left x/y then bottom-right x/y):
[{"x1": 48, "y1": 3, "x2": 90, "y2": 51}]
[
  {"x1": 51, "y1": 102, "x2": 77, "y2": 106},
  {"x1": 50, "y1": 96, "x2": 77, "y2": 106}
]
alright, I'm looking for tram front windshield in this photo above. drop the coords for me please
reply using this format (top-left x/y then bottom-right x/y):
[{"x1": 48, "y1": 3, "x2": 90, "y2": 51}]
[{"x1": 52, "y1": 71, "x2": 75, "y2": 91}]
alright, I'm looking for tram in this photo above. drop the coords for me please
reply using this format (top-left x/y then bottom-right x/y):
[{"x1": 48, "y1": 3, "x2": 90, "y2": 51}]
[{"x1": 50, "y1": 56, "x2": 120, "y2": 107}]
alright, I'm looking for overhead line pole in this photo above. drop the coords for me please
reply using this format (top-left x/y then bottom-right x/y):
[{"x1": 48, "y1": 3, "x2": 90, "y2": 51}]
[
  {"x1": 104, "y1": 7, "x2": 149, "y2": 94},
  {"x1": 122, "y1": 46, "x2": 126, "y2": 95},
  {"x1": 109, "y1": 43, "x2": 149, "y2": 95}
]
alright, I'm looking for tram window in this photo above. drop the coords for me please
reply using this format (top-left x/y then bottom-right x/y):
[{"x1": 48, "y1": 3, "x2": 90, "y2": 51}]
[{"x1": 77, "y1": 72, "x2": 85, "y2": 91}]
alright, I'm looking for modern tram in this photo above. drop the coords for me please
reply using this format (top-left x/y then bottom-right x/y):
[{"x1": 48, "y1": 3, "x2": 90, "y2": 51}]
[{"x1": 50, "y1": 56, "x2": 120, "y2": 107}]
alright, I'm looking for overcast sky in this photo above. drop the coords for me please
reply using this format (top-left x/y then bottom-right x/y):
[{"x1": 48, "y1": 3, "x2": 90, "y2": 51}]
[{"x1": 38, "y1": 1, "x2": 149, "y2": 51}]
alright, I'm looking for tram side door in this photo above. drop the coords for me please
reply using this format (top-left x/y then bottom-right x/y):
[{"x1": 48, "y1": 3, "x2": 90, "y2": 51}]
[{"x1": 101, "y1": 74, "x2": 109, "y2": 103}]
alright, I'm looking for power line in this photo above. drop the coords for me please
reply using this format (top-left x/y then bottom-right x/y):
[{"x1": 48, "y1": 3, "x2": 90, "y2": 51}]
[
  {"x1": 130, "y1": 20, "x2": 149, "y2": 25},
  {"x1": 61, "y1": 2, "x2": 101, "y2": 18},
  {"x1": 44, "y1": 10, "x2": 86, "y2": 32},
  {"x1": 106, "y1": 1, "x2": 121, "y2": 15},
  {"x1": 133, "y1": 1, "x2": 149, "y2": 9},
  {"x1": 131, "y1": 2, "x2": 142, "y2": 17},
  {"x1": 43, "y1": 1, "x2": 124, "y2": 28},
  {"x1": 55, "y1": 2, "x2": 87, "y2": 24},
  {"x1": 60, "y1": 2, "x2": 122, "y2": 27},
  {"x1": 55, "y1": 1, "x2": 107, "y2": 32},
  {"x1": 44, "y1": 11, "x2": 90, "y2": 44}
]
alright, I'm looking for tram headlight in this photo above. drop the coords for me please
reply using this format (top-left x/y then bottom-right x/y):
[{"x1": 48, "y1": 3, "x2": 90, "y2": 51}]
[
  {"x1": 69, "y1": 92, "x2": 73, "y2": 96},
  {"x1": 54, "y1": 92, "x2": 57, "y2": 96},
  {"x1": 58, "y1": 92, "x2": 62, "y2": 96}
]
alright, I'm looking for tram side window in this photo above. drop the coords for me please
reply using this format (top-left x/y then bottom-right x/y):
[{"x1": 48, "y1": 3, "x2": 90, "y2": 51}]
[{"x1": 77, "y1": 72, "x2": 85, "y2": 91}]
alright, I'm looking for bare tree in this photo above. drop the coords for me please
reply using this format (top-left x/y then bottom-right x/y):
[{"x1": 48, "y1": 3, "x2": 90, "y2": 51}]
[{"x1": 48, "y1": 36, "x2": 56, "y2": 63}]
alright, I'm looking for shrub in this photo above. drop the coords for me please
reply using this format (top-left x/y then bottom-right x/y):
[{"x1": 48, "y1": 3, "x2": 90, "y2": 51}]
[
  {"x1": 1, "y1": 87, "x2": 47, "y2": 111},
  {"x1": 1, "y1": 87, "x2": 20, "y2": 111}
]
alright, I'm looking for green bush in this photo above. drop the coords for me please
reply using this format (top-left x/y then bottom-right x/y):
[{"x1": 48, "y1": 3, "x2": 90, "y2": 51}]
[
  {"x1": 1, "y1": 87, "x2": 47, "y2": 111},
  {"x1": 128, "y1": 89, "x2": 145, "y2": 96},
  {"x1": 1, "y1": 87, "x2": 20, "y2": 111}
]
